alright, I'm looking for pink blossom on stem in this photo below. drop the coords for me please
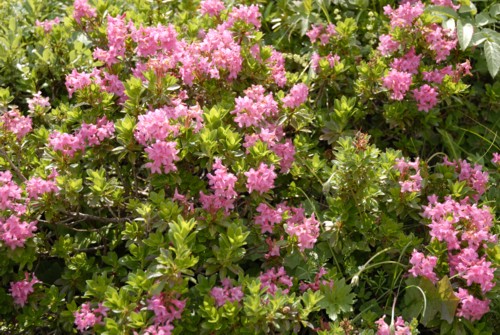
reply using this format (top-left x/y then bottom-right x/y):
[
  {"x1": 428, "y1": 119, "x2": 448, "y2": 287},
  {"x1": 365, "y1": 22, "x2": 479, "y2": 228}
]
[
  {"x1": 9, "y1": 273, "x2": 40, "y2": 307},
  {"x1": 74, "y1": 302, "x2": 107, "y2": 332},
  {"x1": 25, "y1": 177, "x2": 59, "y2": 200},
  {"x1": 244, "y1": 163, "x2": 277, "y2": 194},
  {"x1": 35, "y1": 17, "x2": 60, "y2": 33},
  {"x1": 144, "y1": 140, "x2": 180, "y2": 174},
  {"x1": 27, "y1": 91, "x2": 50, "y2": 111},
  {"x1": 0, "y1": 215, "x2": 37, "y2": 249},
  {"x1": 265, "y1": 49, "x2": 287, "y2": 87},
  {"x1": 199, "y1": 0, "x2": 225, "y2": 16},
  {"x1": 199, "y1": 158, "x2": 238, "y2": 215},
  {"x1": 408, "y1": 249, "x2": 439, "y2": 283},
  {"x1": 378, "y1": 34, "x2": 400, "y2": 56},
  {"x1": 254, "y1": 203, "x2": 284, "y2": 234},
  {"x1": 1, "y1": 107, "x2": 32, "y2": 139},
  {"x1": 285, "y1": 214, "x2": 320, "y2": 251},
  {"x1": 455, "y1": 288, "x2": 490, "y2": 321},
  {"x1": 210, "y1": 279, "x2": 244, "y2": 307},
  {"x1": 259, "y1": 266, "x2": 293, "y2": 295},
  {"x1": 382, "y1": 70, "x2": 412, "y2": 101},
  {"x1": 390, "y1": 47, "x2": 421, "y2": 74},
  {"x1": 383, "y1": 1, "x2": 424, "y2": 28},
  {"x1": 412, "y1": 84, "x2": 439, "y2": 112},
  {"x1": 73, "y1": 0, "x2": 97, "y2": 24},
  {"x1": 228, "y1": 5, "x2": 261, "y2": 29},
  {"x1": 232, "y1": 85, "x2": 278, "y2": 128},
  {"x1": 282, "y1": 83, "x2": 308, "y2": 109}
]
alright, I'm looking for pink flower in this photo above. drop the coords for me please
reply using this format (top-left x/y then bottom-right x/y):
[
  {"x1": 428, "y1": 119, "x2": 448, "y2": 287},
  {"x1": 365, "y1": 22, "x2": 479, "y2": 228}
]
[
  {"x1": 265, "y1": 49, "x2": 287, "y2": 87},
  {"x1": 424, "y1": 23, "x2": 457, "y2": 62},
  {"x1": 0, "y1": 171, "x2": 22, "y2": 211},
  {"x1": 382, "y1": 70, "x2": 412, "y2": 101},
  {"x1": 299, "y1": 267, "x2": 333, "y2": 292},
  {"x1": 65, "y1": 69, "x2": 92, "y2": 97},
  {"x1": 49, "y1": 131, "x2": 85, "y2": 157},
  {"x1": 408, "y1": 249, "x2": 439, "y2": 283},
  {"x1": 422, "y1": 66, "x2": 453, "y2": 84},
  {"x1": 73, "y1": 0, "x2": 97, "y2": 24},
  {"x1": 147, "y1": 294, "x2": 186, "y2": 324},
  {"x1": 244, "y1": 163, "x2": 277, "y2": 194},
  {"x1": 35, "y1": 17, "x2": 60, "y2": 33},
  {"x1": 306, "y1": 23, "x2": 337, "y2": 45},
  {"x1": 431, "y1": 0, "x2": 460, "y2": 10},
  {"x1": 390, "y1": 47, "x2": 421, "y2": 74},
  {"x1": 74, "y1": 302, "x2": 107, "y2": 332},
  {"x1": 228, "y1": 5, "x2": 261, "y2": 29},
  {"x1": 492, "y1": 153, "x2": 500, "y2": 165},
  {"x1": 210, "y1": 279, "x2": 244, "y2": 307},
  {"x1": 9, "y1": 273, "x2": 40, "y2": 307},
  {"x1": 254, "y1": 203, "x2": 284, "y2": 234},
  {"x1": 375, "y1": 315, "x2": 411, "y2": 335},
  {"x1": 0, "y1": 107, "x2": 32, "y2": 139},
  {"x1": 282, "y1": 83, "x2": 308, "y2": 109},
  {"x1": 394, "y1": 157, "x2": 422, "y2": 192},
  {"x1": 77, "y1": 116, "x2": 115, "y2": 146},
  {"x1": 199, "y1": 0, "x2": 225, "y2": 16},
  {"x1": 232, "y1": 85, "x2": 278, "y2": 128},
  {"x1": 383, "y1": 1, "x2": 424, "y2": 28},
  {"x1": 455, "y1": 288, "x2": 490, "y2": 321},
  {"x1": 285, "y1": 214, "x2": 320, "y2": 251},
  {"x1": 27, "y1": 91, "x2": 50, "y2": 111},
  {"x1": 0, "y1": 215, "x2": 37, "y2": 249},
  {"x1": 144, "y1": 140, "x2": 180, "y2": 174},
  {"x1": 378, "y1": 34, "x2": 400, "y2": 56},
  {"x1": 25, "y1": 177, "x2": 59, "y2": 200},
  {"x1": 259, "y1": 267, "x2": 293, "y2": 295},
  {"x1": 199, "y1": 158, "x2": 238, "y2": 215},
  {"x1": 413, "y1": 84, "x2": 438, "y2": 112}
]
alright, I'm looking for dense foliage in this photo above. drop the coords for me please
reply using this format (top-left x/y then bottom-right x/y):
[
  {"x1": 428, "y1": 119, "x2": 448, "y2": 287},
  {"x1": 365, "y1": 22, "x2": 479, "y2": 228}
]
[{"x1": 0, "y1": 0, "x2": 498, "y2": 334}]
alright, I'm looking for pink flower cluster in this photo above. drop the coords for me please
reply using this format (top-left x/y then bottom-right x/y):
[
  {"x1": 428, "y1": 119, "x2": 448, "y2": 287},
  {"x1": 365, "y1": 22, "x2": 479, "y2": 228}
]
[
  {"x1": 306, "y1": 23, "x2": 337, "y2": 45},
  {"x1": 73, "y1": 0, "x2": 97, "y2": 24},
  {"x1": 245, "y1": 163, "x2": 277, "y2": 194},
  {"x1": 266, "y1": 49, "x2": 287, "y2": 87},
  {"x1": 408, "y1": 249, "x2": 438, "y2": 283},
  {"x1": 282, "y1": 83, "x2": 308, "y2": 109},
  {"x1": 444, "y1": 158, "x2": 489, "y2": 200},
  {"x1": 74, "y1": 302, "x2": 108, "y2": 332},
  {"x1": 259, "y1": 266, "x2": 293, "y2": 295},
  {"x1": 232, "y1": 85, "x2": 278, "y2": 128},
  {"x1": 144, "y1": 141, "x2": 179, "y2": 174},
  {"x1": 9, "y1": 272, "x2": 40, "y2": 307},
  {"x1": 49, "y1": 117, "x2": 115, "y2": 157},
  {"x1": 1, "y1": 107, "x2": 32, "y2": 139},
  {"x1": 94, "y1": 15, "x2": 131, "y2": 66},
  {"x1": 35, "y1": 17, "x2": 60, "y2": 33},
  {"x1": 492, "y1": 152, "x2": 500, "y2": 165},
  {"x1": 199, "y1": 0, "x2": 225, "y2": 16},
  {"x1": 382, "y1": 69, "x2": 412, "y2": 101},
  {"x1": 285, "y1": 214, "x2": 320, "y2": 252},
  {"x1": 394, "y1": 157, "x2": 422, "y2": 192},
  {"x1": 424, "y1": 23, "x2": 458, "y2": 63},
  {"x1": 65, "y1": 68, "x2": 125, "y2": 100},
  {"x1": 418, "y1": 194, "x2": 497, "y2": 321},
  {"x1": 210, "y1": 278, "x2": 244, "y2": 307},
  {"x1": 25, "y1": 176, "x2": 59, "y2": 200},
  {"x1": 412, "y1": 84, "x2": 439, "y2": 112},
  {"x1": 227, "y1": 5, "x2": 261, "y2": 29},
  {"x1": 199, "y1": 158, "x2": 238, "y2": 215},
  {"x1": 0, "y1": 171, "x2": 23, "y2": 211},
  {"x1": 311, "y1": 52, "x2": 341, "y2": 73},
  {"x1": 378, "y1": 34, "x2": 400, "y2": 56},
  {"x1": 147, "y1": 293, "x2": 186, "y2": 333},
  {"x1": 299, "y1": 267, "x2": 334, "y2": 292},
  {"x1": 27, "y1": 91, "x2": 50, "y2": 111},
  {"x1": 375, "y1": 315, "x2": 411, "y2": 335},
  {"x1": 431, "y1": 0, "x2": 460, "y2": 10},
  {"x1": 383, "y1": 0, "x2": 424, "y2": 28}
]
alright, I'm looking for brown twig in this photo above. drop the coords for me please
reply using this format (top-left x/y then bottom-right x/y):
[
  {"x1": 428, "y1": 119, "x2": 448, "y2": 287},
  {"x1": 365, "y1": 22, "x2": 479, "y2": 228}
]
[{"x1": 0, "y1": 148, "x2": 27, "y2": 182}]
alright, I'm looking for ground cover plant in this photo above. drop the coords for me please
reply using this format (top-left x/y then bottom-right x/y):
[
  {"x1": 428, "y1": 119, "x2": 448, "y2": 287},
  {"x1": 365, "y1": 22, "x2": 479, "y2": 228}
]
[{"x1": 0, "y1": 0, "x2": 499, "y2": 334}]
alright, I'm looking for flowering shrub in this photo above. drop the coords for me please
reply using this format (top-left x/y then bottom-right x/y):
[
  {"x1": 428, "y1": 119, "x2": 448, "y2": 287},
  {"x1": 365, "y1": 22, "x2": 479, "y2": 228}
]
[{"x1": 0, "y1": 0, "x2": 498, "y2": 334}]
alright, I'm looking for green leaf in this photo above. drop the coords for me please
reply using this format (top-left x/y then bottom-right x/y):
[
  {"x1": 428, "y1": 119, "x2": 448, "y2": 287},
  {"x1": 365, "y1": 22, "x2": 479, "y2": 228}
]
[
  {"x1": 426, "y1": 6, "x2": 459, "y2": 19},
  {"x1": 318, "y1": 278, "x2": 356, "y2": 321},
  {"x1": 457, "y1": 20, "x2": 474, "y2": 50},
  {"x1": 484, "y1": 41, "x2": 500, "y2": 78},
  {"x1": 475, "y1": 12, "x2": 493, "y2": 27},
  {"x1": 437, "y1": 276, "x2": 460, "y2": 324},
  {"x1": 490, "y1": 4, "x2": 500, "y2": 19}
]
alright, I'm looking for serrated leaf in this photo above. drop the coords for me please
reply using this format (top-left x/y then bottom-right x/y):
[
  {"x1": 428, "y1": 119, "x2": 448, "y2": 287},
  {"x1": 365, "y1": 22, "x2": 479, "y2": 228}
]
[
  {"x1": 457, "y1": 20, "x2": 474, "y2": 50},
  {"x1": 318, "y1": 278, "x2": 356, "y2": 321},
  {"x1": 484, "y1": 41, "x2": 500, "y2": 78}
]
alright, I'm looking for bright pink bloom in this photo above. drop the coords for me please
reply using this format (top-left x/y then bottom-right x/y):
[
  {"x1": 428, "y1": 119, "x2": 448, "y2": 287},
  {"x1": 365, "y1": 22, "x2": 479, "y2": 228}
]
[
  {"x1": 144, "y1": 140, "x2": 180, "y2": 174},
  {"x1": 1, "y1": 108, "x2": 32, "y2": 139},
  {"x1": 49, "y1": 131, "x2": 85, "y2": 157},
  {"x1": 376, "y1": 315, "x2": 411, "y2": 335},
  {"x1": 492, "y1": 153, "x2": 500, "y2": 164},
  {"x1": 25, "y1": 177, "x2": 59, "y2": 200},
  {"x1": 424, "y1": 23, "x2": 457, "y2": 62},
  {"x1": 73, "y1": 0, "x2": 97, "y2": 24},
  {"x1": 266, "y1": 49, "x2": 287, "y2": 87},
  {"x1": 254, "y1": 203, "x2": 284, "y2": 234},
  {"x1": 282, "y1": 83, "x2": 308, "y2": 108},
  {"x1": 394, "y1": 157, "x2": 422, "y2": 192},
  {"x1": 35, "y1": 17, "x2": 60, "y2": 33},
  {"x1": 232, "y1": 85, "x2": 278, "y2": 128},
  {"x1": 74, "y1": 302, "x2": 107, "y2": 332},
  {"x1": 455, "y1": 288, "x2": 490, "y2": 321},
  {"x1": 244, "y1": 163, "x2": 277, "y2": 194},
  {"x1": 27, "y1": 91, "x2": 50, "y2": 111},
  {"x1": 299, "y1": 267, "x2": 333, "y2": 292},
  {"x1": 228, "y1": 5, "x2": 261, "y2": 29},
  {"x1": 383, "y1": 1, "x2": 424, "y2": 28},
  {"x1": 9, "y1": 273, "x2": 40, "y2": 307},
  {"x1": 147, "y1": 294, "x2": 186, "y2": 325},
  {"x1": 199, "y1": 0, "x2": 225, "y2": 16},
  {"x1": 285, "y1": 214, "x2": 320, "y2": 251},
  {"x1": 259, "y1": 267, "x2": 293, "y2": 295},
  {"x1": 422, "y1": 66, "x2": 453, "y2": 84},
  {"x1": 382, "y1": 70, "x2": 412, "y2": 101},
  {"x1": 0, "y1": 171, "x2": 22, "y2": 211},
  {"x1": 0, "y1": 215, "x2": 37, "y2": 249},
  {"x1": 65, "y1": 69, "x2": 92, "y2": 97},
  {"x1": 431, "y1": 0, "x2": 460, "y2": 10},
  {"x1": 391, "y1": 47, "x2": 421, "y2": 74},
  {"x1": 77, "y1": 116, "x2": 115, "y2": 146},
  {"x1": 408, "y1": 249, "x2": 439, "y2": 283},
  {"x1": 378, "y1": 34, "x2": 400, "y2": 56},
  {"x1": 199, "y1": 159, "x2": 238, "y2": 215},
  {"x1": 413, "y1": 84, "x2": 438, "y2": 112},
  {"x1": 210, "y1": 279, "x2": 244, "y2": 307}
]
